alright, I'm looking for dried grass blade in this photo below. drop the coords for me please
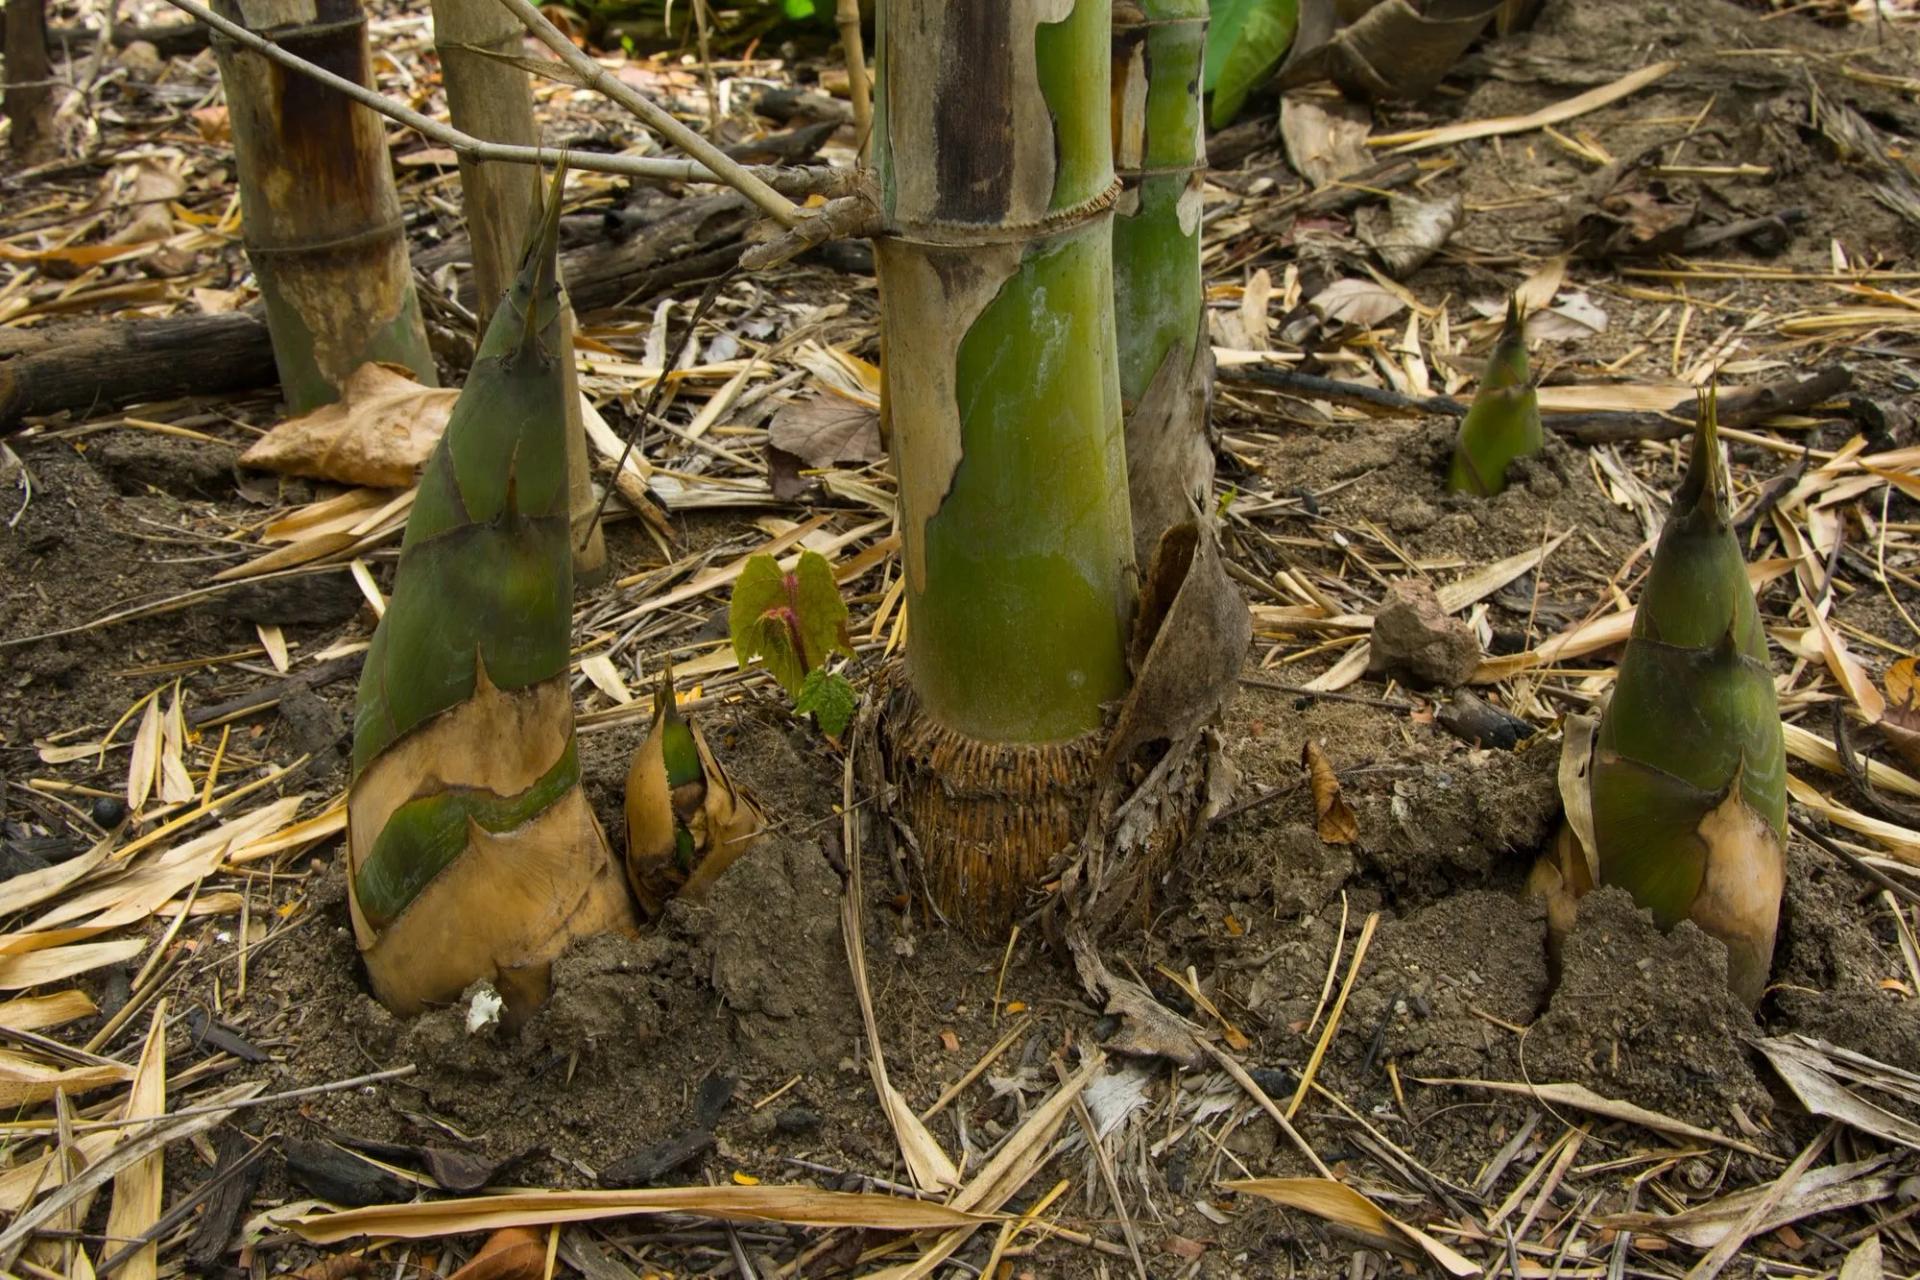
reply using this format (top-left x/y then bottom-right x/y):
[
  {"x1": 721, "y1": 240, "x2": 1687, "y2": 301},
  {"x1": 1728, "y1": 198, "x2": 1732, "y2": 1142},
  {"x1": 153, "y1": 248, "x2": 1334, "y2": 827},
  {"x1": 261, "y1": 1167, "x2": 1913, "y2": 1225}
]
[
  {"x1": 1416, "y1": 1078, "x2": 1765, "y2": 1155},
  {"x1": 102, "y1": 1003, "x2": 168, "y2": 1280},
  {"x1": 1225, "y1": 1178, "x2": 1478, "y2": 1277},
  {"x1": 291, "y1": 1186, "x2": 988, "y2": 1245}
]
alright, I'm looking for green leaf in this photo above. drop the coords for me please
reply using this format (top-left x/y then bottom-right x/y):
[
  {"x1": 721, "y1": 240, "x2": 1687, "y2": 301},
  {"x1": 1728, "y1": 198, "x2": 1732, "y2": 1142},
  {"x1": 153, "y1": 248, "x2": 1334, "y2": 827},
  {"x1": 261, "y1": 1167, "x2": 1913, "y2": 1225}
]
[
  {"x1": 790, "y1": 549, "x2": 854, "y2": 672},
  {"x1": 1204, "y1": 0, "x2": 1297, "y2": 129},
  {"x1": 782, "y1": 0, "x2": 816, "y2": 16},
  {"x1": 794, "y1": 669, "x2": 856, "y2": 738},
  {"x1": 727, "y1": 550, "x2": 853, "y2": 699}
]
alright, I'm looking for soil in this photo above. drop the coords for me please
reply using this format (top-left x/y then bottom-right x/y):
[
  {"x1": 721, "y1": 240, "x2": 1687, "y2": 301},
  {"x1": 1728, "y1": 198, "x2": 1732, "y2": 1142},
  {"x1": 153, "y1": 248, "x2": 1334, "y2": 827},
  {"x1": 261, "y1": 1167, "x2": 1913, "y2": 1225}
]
[{"x1": 3, "y1": 0, "x2": 1919, "y2": 1276}]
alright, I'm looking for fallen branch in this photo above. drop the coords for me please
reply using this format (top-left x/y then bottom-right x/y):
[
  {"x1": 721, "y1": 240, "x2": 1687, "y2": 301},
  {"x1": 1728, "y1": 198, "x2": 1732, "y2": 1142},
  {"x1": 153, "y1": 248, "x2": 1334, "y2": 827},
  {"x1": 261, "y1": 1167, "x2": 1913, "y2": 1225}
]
[{"x1": 2, "y1": 193, "x2": 753, "y2": 429}]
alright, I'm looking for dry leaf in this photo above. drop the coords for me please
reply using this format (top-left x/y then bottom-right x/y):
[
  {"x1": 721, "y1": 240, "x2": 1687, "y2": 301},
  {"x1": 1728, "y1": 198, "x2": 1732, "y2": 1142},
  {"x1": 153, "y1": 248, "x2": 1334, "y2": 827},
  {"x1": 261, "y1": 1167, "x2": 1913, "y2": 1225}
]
[
  {"x1": 127, "y1": 695, "x2": 161, "y2": 813},
  {"x1": 1525, "y1": 291, "x2": 1608, "y2": 343},
  {"x1": 448, "y1": 1227, "x2": 544, "y2": 1280},
  {"x1": 1416, "y1": 1076, "x2": 1764, "y2": 1154},
  {"x1": 1308, "y1": 278, "x2": 1407, "y2": 328},
  {"x1": 104, "y1": 1004, "x2": 168, "y2": 1280},
  {"x1": 240, "y1": 363, "x2": 459, "y2": 488},
  {"x1": 108, "y1": 157, "x2": 185, "y2": 247},
  {"x1": 1226, "y1": 1178, "x2": 1478, "y2": 1276},
  {"x1": 1755, "y1": 1035, "x2": 1920, "y2": 1151},
  {"x1": 292, "y1": 1186, "x2": 987, "y2": 1245},
  {"x1": 1358, "y1": 195, "x2": 1463, "y2": 278},
  {"x1": 1302, "y1": 741, "x2": 1359, "y2": 845},
  {"x1": 1279, "y1": 92, "x2": 1372, "y2": 188},
  {"x1": 767, "y1": 394, "x2": 883, "y2": 469}
]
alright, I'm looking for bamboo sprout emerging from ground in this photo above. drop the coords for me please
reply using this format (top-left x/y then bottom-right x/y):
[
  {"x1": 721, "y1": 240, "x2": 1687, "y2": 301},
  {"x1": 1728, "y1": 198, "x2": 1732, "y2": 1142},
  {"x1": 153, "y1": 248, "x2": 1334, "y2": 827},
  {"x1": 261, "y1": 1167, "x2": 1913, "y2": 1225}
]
[
  {"x1": 346, "y1": 174, "x2": 635, "y2": 1025},
  {"x1": 212, "y1": 0, "x2": 437, "y2": 412},
  {"x1": 1112, "y1": 0, "x2": 1214, "y2": 563},
  {"x1": 874, "y1": 0, "x2": 1137, "y2": 925},
  {"x1": 1547, "y1": 390, "x2": 1786, "y2": 1006},
  {"x1": 1446, "y1": 297, "x2": 1541, "y2": 496},
  {"x1": 429, "y1": 0, "x2": 605, "y2": 579}
]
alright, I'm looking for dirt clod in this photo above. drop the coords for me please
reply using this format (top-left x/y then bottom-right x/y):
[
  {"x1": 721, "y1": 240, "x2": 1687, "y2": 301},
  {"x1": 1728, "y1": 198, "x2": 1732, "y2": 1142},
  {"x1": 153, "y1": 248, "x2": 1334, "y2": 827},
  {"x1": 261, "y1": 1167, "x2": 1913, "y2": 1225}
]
[{"x1": 1366, "y1": 578, "x2": 1482, "y2": 687}]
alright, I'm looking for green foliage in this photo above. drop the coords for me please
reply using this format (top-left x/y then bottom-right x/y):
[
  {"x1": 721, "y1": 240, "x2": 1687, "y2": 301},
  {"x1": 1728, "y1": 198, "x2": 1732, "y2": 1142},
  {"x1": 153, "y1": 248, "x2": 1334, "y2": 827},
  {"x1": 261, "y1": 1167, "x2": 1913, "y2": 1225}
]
[
  {"x1": 794, "y1": 669, "x2": 856, "y2": 738},
  {"x1": 728, "y1": 550, "x2": 855, "y2": 726},
  {"x1": 1204, "y1": 0, "x2": 1297, "y2": 129},
  {"x1": 782, "y1": 0, "x2": 816, "y2": 16}
]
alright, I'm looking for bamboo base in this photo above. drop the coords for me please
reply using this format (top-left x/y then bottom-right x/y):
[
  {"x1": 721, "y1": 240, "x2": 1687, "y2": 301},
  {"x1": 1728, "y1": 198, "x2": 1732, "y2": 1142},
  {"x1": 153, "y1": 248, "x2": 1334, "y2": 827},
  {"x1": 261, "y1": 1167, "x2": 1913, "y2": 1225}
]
[{"x1": 875, "y1": 666, "x2": 1104, "y2": 933}]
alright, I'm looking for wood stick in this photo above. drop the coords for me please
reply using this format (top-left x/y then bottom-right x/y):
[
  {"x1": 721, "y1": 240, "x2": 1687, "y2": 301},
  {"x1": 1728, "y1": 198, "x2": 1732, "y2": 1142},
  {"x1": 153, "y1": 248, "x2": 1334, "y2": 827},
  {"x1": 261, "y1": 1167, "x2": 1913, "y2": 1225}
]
[{"x1": 1, "y1": 194, "x2": 753, "y2": 430}]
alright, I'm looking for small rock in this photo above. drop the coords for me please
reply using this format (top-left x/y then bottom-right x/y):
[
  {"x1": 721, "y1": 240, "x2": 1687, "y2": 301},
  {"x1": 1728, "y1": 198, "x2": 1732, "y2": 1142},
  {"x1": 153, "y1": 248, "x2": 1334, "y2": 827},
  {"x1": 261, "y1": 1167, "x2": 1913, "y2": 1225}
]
[
  {"x1": 1367, "y1": 580, "x2": 1481, "y2": 688},
  {"x1": 775, "y1": 1106, "x2": 822, "y2": 1135}
]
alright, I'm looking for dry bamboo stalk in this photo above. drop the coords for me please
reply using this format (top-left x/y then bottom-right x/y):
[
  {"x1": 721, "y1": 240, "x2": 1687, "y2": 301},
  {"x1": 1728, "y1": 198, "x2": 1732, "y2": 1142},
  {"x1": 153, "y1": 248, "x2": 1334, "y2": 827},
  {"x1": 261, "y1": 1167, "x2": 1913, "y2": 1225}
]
[
  {"x1": 4, "y1": 0, "x2": 55, "y2": 163},
  {"x1": 210, "y1": 0, "x2": 437, "y2": 412}
]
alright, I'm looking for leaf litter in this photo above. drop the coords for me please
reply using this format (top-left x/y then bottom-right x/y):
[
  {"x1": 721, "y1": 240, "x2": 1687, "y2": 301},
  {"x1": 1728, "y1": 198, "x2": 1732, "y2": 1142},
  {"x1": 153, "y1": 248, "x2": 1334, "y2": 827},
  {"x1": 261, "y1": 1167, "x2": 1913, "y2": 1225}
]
[{"x1": 1, "y1": 0, "x2": 1919, "y2": 1276}]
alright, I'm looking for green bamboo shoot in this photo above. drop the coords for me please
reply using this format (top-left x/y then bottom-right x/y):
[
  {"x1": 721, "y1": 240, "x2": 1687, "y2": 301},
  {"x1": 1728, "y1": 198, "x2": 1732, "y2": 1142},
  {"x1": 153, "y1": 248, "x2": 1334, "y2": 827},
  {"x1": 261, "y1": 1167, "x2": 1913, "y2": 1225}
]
[
  {"x1": 874, "y1": 0, "x2": 1136, "y2": 925},
  {"x1": 1112, "y1": 0, "x2": 1214, "y2": 565},
  {"x1": 426, "y1": 0, "x2": 607, "y2": 580},
  {"x1": 1446, "y1": 296, "x2": 1540, "y2": 497},
  {"x1": 212, "y1": 0, "x2": 437, "y2": 412},
  {"x1": 346, "y1": 173, "x2": 635, "y2": 1025},
  {"x1": 1557, "y1": 389, "x2": 1786, "y2": 1006}
]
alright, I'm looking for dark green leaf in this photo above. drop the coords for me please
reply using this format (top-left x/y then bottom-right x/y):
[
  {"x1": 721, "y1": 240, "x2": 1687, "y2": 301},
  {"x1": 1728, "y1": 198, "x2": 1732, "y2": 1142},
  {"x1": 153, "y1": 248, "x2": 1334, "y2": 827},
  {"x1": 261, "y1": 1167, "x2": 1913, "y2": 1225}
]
[
  {"x1": 794, "y1": 669, "x2": 856, "y2": 738},
  {"x1": 1205, "y1": 0, "x2": 1298, "y2": 129}
]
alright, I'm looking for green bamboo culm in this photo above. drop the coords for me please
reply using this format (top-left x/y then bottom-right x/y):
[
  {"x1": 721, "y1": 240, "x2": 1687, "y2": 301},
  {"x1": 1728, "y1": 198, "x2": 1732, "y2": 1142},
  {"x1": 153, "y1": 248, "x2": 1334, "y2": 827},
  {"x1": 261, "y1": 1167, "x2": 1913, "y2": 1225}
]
[
  {"x1": 1446, "y1": 295, "x2": 1541, "y2": 496},
  {"x1": 346, "y1": 168, "x2": 636, "y2": 1024},
  {"x1": 873, "y1": 0, "x2": 1137, "y2": 925},
  {"x1": 1112, "y1": 0, "x2": 1214, "y2": 565},
  {"x1": 1587, "y1": 387, "x2": 1786, "y2": 1006}
]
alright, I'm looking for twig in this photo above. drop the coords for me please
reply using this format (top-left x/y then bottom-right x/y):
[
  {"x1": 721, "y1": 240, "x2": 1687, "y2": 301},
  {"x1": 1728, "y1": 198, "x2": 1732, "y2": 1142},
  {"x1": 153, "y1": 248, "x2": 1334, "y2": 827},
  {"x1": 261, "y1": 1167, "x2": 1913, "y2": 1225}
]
[
  {"x1": 158, "y1": 0, "x2": 817, "y2": 193},
  {"x1": 489, "y1": 0, "x2": 802, "y2": 228},
  {"x1": 1788, "y1": 809, "x2": 1920, "y2": 912},
  {"x1": 1828, "y1": 701, "x2": 1920, "y2": 828}
]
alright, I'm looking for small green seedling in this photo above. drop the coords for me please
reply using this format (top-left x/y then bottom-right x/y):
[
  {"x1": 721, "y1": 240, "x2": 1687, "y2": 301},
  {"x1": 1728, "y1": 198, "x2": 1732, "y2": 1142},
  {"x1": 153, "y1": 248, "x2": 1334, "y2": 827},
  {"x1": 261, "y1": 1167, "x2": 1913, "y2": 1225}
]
[{"x1": 729, "y1": 549, "x2": 857, "y2": 736}]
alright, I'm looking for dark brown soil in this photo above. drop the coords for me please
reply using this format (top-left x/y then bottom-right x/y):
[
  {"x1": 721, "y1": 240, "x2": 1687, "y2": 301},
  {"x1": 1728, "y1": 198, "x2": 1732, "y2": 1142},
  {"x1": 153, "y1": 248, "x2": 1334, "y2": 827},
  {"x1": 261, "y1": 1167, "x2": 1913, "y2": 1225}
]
[{"x1": 3, "y1": 0, "x2": 1919, "y2": 1275}]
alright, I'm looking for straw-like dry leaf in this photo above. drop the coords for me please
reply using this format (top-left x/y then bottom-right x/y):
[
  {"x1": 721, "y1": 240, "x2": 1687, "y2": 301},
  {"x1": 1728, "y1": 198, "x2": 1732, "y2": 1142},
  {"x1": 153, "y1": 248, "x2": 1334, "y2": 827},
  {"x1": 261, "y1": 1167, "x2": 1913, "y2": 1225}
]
[
  {"x1": 0, "y1": 939, "x2": 146, "y2": 991},
  {"x1": 290, "y1": 1185, "x2": 988, "y2": 1245},
  {"x1": 1602, "y1": 1157, "x2": 1897, "y2": 1249},
  {"x1": 1226, "y1": 1178, "x2": 1478, "y2": 1276},
  {"x1": 1417, "y1": 1077, "x2": 1764, "y2": 1154},
  {"x1": 127, "y1": 695, "x2": 161, "y2": 813},
  {"x1": 0, "y1": 1050, "x2": 134, "y2": 1107},
  {"x1": 1302, "y1": 741, "x2": 1358, "y2": 845},
  {"x1": 0, "y1": 990, "x2": 98, "y2": 1032},
  {"x1": 1755, "y1": 1035, "x2": 1920, "y2": 1150},
  {"x1": 241, "y1": 363, "x2": 459, "y2": 488},
  {"x1": 104, "y1": 1003, "x2": 168, "y2": 1280},
  {"x1": 1840, "y1": 1235, "x2": 1883, "y2": 1280}
]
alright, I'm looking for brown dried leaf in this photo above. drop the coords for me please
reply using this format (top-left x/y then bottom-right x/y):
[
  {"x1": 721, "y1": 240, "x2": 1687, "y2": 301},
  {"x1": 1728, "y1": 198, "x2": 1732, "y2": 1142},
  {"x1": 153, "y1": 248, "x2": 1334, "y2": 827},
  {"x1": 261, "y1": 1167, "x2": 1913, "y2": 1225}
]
[
  {"x1": 448, "y1": 1227, "x2": 544, "y2": 1280},
  {"x1": 1226, "y1": 1178, "x2": 1478, "y2": 1276},
  {"x1": 768, "y1": 393, "x2": 883, "y2": 469},
  {"x1": 1308, "y1": 277, "x2": 1407, "y2": 328},
  {"x1": 1302, "y1": 741, "x2": 1358, "y2": 845},
  {"x1": 240, "y1": 363, "x2": 460, "y2": 489}
]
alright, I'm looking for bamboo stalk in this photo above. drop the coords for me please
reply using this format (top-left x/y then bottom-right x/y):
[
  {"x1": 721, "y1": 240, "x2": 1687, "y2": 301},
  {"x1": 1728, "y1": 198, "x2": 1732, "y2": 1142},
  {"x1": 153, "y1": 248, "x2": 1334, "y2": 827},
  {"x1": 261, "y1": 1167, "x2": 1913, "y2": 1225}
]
[
  {"x1": 210, "y1": 0, "x2": 437, "y2": 412},
  {"x1": 4, "y1": 0, "x2": 55, "y2": 163},
  {"x1": 1111, "y1": 0, "x2": 1213, "y2": 563},
  {"x1": 489, "y1": 0, "x2": 803, "y2": 228},
  {"x1": 874, "y1": 0, "x2": 1135, "y2": 925},
  {"x1": 165, "y1": 0, "x2": 845, "y2": 191},
  {"x1": 429, "y1": 0, "x2": 604, "y2": 579},
  {"x1": 835, "y1": 0, "x2": 869, "y2": 156}
]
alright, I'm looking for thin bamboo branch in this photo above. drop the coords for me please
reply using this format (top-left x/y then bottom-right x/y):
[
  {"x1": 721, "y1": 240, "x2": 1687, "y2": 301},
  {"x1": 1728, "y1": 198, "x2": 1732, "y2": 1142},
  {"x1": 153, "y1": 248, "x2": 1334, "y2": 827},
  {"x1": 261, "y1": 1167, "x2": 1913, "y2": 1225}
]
[
  {"x1": 158, "y1": 0, "x2": 822, "y2": 195},
  {"x1": 835, "y1": 0, "x2": 870, "y2": 158},
  {"x1": 489, "y1": 0, "x2": 803, "y2": 227}
]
